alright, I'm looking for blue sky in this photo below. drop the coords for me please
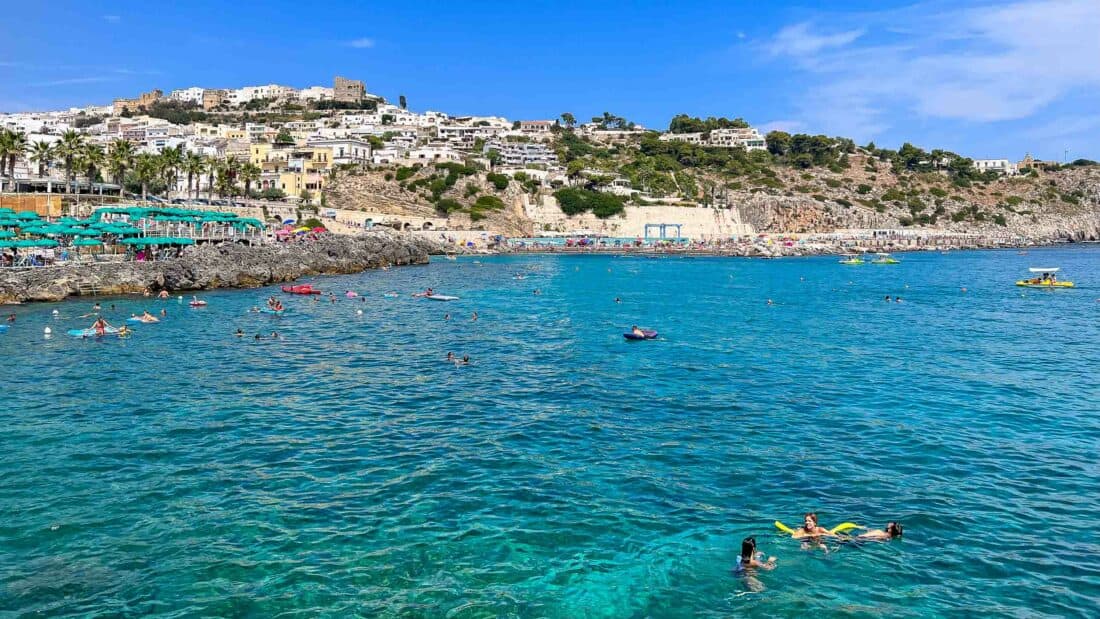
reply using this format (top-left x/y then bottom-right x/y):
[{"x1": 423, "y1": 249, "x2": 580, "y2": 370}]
[{"x1": 2, "y1": 0, "x2": 1098, "y2": 160}]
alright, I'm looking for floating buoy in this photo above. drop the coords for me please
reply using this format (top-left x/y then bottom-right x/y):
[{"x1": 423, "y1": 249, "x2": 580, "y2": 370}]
[
  {"x1": 356, "y1": 309, "x2": 363, "y2": 315},
  {"x1": 52, "y1": 309, "x2": 59, "y2": 315},
  {"x1": 44, "y1": 327, "x2": 52, "y2": 335}
]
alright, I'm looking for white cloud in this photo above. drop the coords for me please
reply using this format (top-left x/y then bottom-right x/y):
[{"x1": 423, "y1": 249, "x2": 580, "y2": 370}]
[
  {"x1": 765, "y1": 0, "x2": 1100, "y2": 140},
  {"x1": 102, "y1": 15, "x2": 120, "y2": 23},
  {"x1": 768, "y1": 22, "x2": 863, "y2": 56},
  {"x1": 347, "y1": 38, "x2": 375, "y2": 49},
  {"x1": 28, "y1": 76, "x2": 116, "y2": 87},
  {"x1": 758, "y1": 119, "x2": 805, "y2": 134}
]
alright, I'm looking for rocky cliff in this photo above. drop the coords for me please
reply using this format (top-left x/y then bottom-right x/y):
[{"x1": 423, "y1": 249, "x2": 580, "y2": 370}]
[{"x1": 0, "y1": 231, "x2": 441, "y2": 304}]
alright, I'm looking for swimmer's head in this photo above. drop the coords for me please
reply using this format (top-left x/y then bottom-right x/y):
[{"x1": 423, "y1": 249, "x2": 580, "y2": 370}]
[
  {"x1": 740, "y1": 536, "x2": 757, "y2": 560},
  {"x1": 886, "y1": 522, "x2": 903, "y2": 538},
  {"x1": 804, "y1": 513, "x2": 819, "y2": 530}
]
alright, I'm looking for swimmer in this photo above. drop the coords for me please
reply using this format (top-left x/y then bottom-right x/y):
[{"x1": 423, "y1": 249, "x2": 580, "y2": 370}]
[
  {"x1": 110, "y1": 304, "x2": 116, "y2": 311},
  {"x1": 143, "y1": 288, "x2": 151, "y2": 297},
  {"x1": 533, "y1": 289, "x2": 541, "y2": 295},
  {"x1": 117, "y1": 325, "x2": 130, "y2": 336},
  {"x1": 92, "y1": 303, "x2": 101, "y2": 312},
  {"x1": 270, "y1": 331, "x2": 280, "y2": 339},
  {"x1": 961, "y1": 287, "x2": 968, "y2": 293},
  {"x1": 6, "y1": 313, "x2": 14, "y2": 322},
  {"x1": 235, "y1": 329, "x2": 244, "y2": 337},
  {"x1": 614, "y1": 297, "x2": 621, "y2": 303},
  {"x1": 736, "y1": 536, "x2": 776, "y2": 571},
  {"x1": 792, "y1": 513, "x2": 833, "y2": 539},
  {"x1": 254, "y1": 333, "x2": 263, "y2": 340},
  {"x1": 461, "y1": 354, "x2": 470, "y2": 365},
  {"x1": 250, "y1": 306, "x2": 261, "y2": 313},
  {"x1": 141, "y1": 311, "x2": 158, "y2": 322},
  {"x1": 446, "y1": 352, "x2": 455, "y2": 362},
  {"x1": 885, "y1": 295, "x2": 892, "y2": 301},
  {"x1": 767, "y1": 299, "x2": 774, "y2": 306},
  {"x1": 857, "y1": 522, "x2": 903, "y2": 541},
  {"x1": 895, "y1": 297, "x2": 903, "y2": 303},
  {"x1": 160, "y1": 309, "x2": 167, "y2": 317},
  {"x1": 444, "y1": 313, "x2": 450, "y2": 321},
  {"x1": 158, "y1": 290, "x2": 170, "y2": 299},
  {"x1": 471, "y1": 311, "x2": 478, "y2": 322}
]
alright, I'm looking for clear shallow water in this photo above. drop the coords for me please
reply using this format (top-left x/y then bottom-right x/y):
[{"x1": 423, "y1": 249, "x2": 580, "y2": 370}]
[{"x1": 2, "y1": 247, "x2": 1099, "y2": 617}]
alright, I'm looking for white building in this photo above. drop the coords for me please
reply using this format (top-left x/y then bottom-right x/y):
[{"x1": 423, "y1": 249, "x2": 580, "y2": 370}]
[
  {"x1": 972, "y1": 159, "x2": 1018, "y2": 175},
  {"x1": 484, "y1": 139, "x2": 558, "y2": 167},
  {"x1": 307, "y1": 138, "x2": 373, "y2": 165},
  {"x1": 298, "y1": 86, "x2": 334, "y2": 102},
  {"x1": 518, "y1": 120, "x2": 554, "y2": 134},
  {"x1": 658, "y1": 127, "x2": 767, "y2": 151},
  {"x1": 168, "y1": 87, "x2": 205, "y2": 105}
]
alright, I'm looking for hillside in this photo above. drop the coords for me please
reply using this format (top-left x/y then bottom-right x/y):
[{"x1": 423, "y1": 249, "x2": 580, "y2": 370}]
[{"x1": 325, "y1": 124, "x2": 1100, "y2": 241}]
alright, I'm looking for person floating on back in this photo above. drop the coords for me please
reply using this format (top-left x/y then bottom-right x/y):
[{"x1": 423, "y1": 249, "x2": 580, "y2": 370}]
[{"x1": 858, "y1": 522, "x2": 903, "y2": 541}]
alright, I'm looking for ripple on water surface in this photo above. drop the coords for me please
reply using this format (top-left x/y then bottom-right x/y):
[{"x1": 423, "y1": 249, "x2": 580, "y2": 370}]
[{"x1": 2, "y1": 247, "x2": 1100, "y2": 617}]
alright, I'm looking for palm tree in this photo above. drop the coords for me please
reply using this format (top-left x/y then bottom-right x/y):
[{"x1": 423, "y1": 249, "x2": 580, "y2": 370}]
[
  {"x1": 56, "y1": 130, "x2": 86, "y2": 194},
  {"x1": 82, "y1": 144, "x2": 106, "y2": 194},
  {"x1": 0, "y1": 130, "x2": 14, "y2": 191},
  {"x1": 133, "y1": 153, "x2": 159, "y2": 202},
  {"x1": 183, "y1": 152, "x2": 206, "y2": 199},
  {"x1": 29, "y1": 141, "x2": 55, "y2": 179},
  {"x1": 158, "y1": 144, "x2": 184, "y2": 198},
  {"x1": 107, "y1": 139, "x2": 135, "y2": 187},
  {"x1": 0, "y1": 130, "x2": 27, "y2": 191},
  {"x1": 240, "y1": 162, "x2": 260, "y2": 198},
  {"x1": 6, "y1": 130, "x2": 26, "y2": 183},
  {"x1": 205, "y1": 155, "x2": 217, "y2": 202}
]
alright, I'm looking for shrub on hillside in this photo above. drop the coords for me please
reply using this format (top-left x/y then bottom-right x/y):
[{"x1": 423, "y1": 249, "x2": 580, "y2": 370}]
[{"x1": 486, "y1": 173, "x2": 510, "y2": 190}]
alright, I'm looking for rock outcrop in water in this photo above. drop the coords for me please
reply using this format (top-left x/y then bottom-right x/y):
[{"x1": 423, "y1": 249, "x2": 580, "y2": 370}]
[{"x1": 0, "y1": 231, "x2": 441, "y2": 304}]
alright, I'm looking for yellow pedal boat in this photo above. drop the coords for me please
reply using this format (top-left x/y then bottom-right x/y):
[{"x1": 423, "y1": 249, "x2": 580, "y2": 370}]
[{"x1": 1016, "y1": 267, "x2": 1074, "y2": 288}]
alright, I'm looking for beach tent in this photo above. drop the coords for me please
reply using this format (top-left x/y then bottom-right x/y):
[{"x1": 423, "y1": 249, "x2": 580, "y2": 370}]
[{"x1": 0, "y1": 230, "x2": 13, "y2": 239}]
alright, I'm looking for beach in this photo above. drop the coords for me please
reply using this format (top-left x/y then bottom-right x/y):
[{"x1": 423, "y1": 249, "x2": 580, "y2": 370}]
[{"x1": 1, "y1": 246, "x2": 1098, "y2": 616}]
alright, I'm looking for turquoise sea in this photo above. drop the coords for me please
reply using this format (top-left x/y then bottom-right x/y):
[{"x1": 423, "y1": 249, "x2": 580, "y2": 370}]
[{"x1": 2, "y1": 247, "x2": 1099, "y2": 617}]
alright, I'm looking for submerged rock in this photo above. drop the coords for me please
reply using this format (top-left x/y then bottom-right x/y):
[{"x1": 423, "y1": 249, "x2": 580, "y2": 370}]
[{"x1": 0, "y1": 231, "x2": 441, "y2": 304}]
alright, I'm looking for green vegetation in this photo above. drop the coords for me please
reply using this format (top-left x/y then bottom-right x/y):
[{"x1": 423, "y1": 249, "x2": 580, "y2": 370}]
[
  {"x1": 486, "y1": 172, "x2": 510, "y2": 190},
  {"x1": 667, "y1": 115, "x2": 749, "y2": 133},
  {"x1": 145, "y1": 100, "x2": 208, "y2": 125},
  {"x1": 469, "y1": 195, "x2": 506, "y2": 221},
  {"x1": 553, "y1": 187, "x2": 626, "y2": 218}
]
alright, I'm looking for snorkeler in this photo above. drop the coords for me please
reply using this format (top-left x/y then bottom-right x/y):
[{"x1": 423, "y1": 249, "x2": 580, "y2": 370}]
[{"x1": 857, "y1": 522, "x2": 903, "y2": 541}]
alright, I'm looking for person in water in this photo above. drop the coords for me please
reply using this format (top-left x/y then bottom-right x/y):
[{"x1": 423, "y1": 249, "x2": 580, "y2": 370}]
[
  {"x1": 271, "y1": 331, "x2": 280, "y2": 339},
  {"x1": 92, "y1": 303, "x2": 101, "y2": 312},
  {"x1": 425, "y1": 287, "x2": 434, "y2": 297},
  {"x1": 254, "y1": 333, "x2": 263, "y2": 340},
  {"x1": 158, "y1": 290, "x2": 170, "y2": 299},
  {"x1": 446, "y1": 352, "x2": 455, "y2": 362},
  {"x1": 6, "y1": 313, "x2": 14, "y2": 322},
  {"x1": 91, "y1": 316, "x2": 111, "y2": 336},
  {"x1": 792, "y1": 513, "x2": 833, "y2": 538},
  {"x1": 141, "y1": 311, "x2": 158, "y2": 322},
  {"x1": 160, "y1": 309, "x2": 167, "y2": 317},
  {"x1": 858, "y1": 522, "x2": 903, "y2": 541},
  {"x1": 471, "y1": 311, "x2": 478, "y2": 321},
  {"x1": 461, "y1": 354, "x2": 470, "y2": 365},
  {"x1": 235, "y1": 329, "x2": 244, "y2": 337},
  {"x1": 736, "y1": 536, "x2": 776, "y2": 571}
]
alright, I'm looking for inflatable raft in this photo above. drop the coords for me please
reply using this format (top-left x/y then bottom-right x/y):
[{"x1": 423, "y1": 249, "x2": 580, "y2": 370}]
[{"x1": 623, "y1": 330, "x2": 658, "y2": 340}]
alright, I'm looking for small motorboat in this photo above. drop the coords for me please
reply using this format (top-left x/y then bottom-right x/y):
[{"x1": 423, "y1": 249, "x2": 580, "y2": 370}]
[
  {"x1": 839, "y1": 253, "x2": 865, "y2": 265},
  {"x1": 1016, "y1": 267, "x2": 1074, "y2": 288},
  {"x1": 623, "y1": 329, "x2": 658, "y2": 340},
  {"x1": 282, "y1": 284, "x2": 321, "y2": 295},
  {"x1": 871, "y1": 252, "x2": 900, "y2": 264}
]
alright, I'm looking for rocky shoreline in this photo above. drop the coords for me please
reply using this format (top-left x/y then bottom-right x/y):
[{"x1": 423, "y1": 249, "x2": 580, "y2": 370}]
[{"x1": 0, "y1": 231, "x2": 441, "y2": 304}]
